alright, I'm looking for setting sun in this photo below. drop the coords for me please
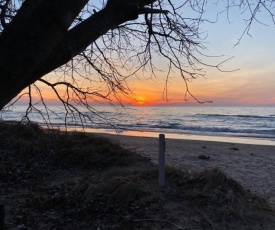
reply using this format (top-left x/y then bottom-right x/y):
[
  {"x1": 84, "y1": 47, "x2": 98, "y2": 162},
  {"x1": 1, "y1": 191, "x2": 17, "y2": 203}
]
[{"x1": 136, "y1": 96, "x2": 147, "y2": 106}]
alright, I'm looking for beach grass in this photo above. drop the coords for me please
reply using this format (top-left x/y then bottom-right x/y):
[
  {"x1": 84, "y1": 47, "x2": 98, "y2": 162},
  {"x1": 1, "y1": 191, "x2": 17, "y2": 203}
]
[{"x1": 0, "y1": 121, "x2": 275, "y2": 229}]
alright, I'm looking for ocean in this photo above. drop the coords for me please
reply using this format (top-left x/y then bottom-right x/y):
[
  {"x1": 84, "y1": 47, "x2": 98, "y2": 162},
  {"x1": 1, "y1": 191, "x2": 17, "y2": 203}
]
[{"x1": 1, "y1": 105, "x2": 275, "y2": 145}]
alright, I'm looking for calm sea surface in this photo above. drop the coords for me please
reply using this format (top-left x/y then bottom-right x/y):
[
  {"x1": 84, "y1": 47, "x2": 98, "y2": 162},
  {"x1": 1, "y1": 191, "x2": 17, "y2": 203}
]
[{"x1": 1, "y1": 105, "x2": 275, "y2": 144}]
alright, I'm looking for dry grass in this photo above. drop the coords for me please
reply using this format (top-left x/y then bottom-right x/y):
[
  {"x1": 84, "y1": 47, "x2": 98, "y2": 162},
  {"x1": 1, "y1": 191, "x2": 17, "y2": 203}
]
[{"x1": 0, "y1": 122, "x2": 275, "y2": 229}]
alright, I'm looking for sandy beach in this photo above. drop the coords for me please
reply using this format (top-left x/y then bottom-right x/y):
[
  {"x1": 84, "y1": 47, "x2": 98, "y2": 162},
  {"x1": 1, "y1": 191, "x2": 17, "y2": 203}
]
[
  {"x1": 2, "y1": 122, "x2": 275, "y2": 229},
  {"x1": 97, "y1": 133, "x2": 275, "y2": 208}
]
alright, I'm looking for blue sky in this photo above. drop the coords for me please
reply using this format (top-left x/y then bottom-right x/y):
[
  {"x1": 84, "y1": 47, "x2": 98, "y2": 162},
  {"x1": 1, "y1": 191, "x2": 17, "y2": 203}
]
[{"x1": 143, "y1": 1, "x2": 275, "y2": 106}]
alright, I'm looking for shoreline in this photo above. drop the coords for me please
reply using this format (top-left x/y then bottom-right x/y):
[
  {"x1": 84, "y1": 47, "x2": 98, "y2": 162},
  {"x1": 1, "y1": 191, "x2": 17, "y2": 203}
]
[
  {"x1": 94, "y1": 132, "x2": 275, "y2": 208},
  {"x1": 3, "y1": 119, "x2": 275, "y2": 146},
  {"x1": 62, "y1": 126, "x2": 275, "y2": 146}
]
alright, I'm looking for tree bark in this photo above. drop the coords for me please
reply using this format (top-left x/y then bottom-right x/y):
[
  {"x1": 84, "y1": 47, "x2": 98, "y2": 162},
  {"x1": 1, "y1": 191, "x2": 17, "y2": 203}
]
[{"x1": 0, "y1": 0, "x2": 142, "y2": 110}]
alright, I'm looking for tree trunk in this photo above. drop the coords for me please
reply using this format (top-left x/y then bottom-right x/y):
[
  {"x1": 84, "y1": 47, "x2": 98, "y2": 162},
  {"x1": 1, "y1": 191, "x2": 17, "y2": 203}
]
[{"x1": 0, "y1": 0, "x2": 140, "y2": 110}]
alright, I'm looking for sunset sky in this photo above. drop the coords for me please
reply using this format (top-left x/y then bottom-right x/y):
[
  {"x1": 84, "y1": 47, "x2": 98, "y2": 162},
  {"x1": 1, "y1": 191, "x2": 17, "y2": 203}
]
[
  {"x1": 31, "y1": 3, "x2": 275, "y2": 107},
  {"x1": 124, "y1": 6, "x2": 275, "y2": 106}
]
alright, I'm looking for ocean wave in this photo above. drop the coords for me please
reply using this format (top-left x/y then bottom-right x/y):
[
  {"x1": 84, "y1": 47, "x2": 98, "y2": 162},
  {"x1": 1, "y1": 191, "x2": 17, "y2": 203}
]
[
  {"x1": 90, "y1": 121, "x2": 275, "y2": 137},
  {"x1": 2, "y1": 106, "x2": 275, "y2": 139},
  {"x1": 195, "y1": 113, "x2": 275, "y2": 120},
  {"x1": 31, "y1": 114, "x2": 275, "y2": 139}
]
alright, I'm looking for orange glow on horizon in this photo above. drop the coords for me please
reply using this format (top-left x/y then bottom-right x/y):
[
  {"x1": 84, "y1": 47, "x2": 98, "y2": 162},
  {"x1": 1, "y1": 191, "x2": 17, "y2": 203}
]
[{"x1": 16, "y1": 67, "x2": 275, "y2": 107}]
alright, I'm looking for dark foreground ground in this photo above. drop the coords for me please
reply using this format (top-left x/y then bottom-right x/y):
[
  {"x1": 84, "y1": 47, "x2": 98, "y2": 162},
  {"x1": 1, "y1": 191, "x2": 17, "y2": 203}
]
[{"x1": 0, "y1": 122, "x2": 275, "y2": 230}]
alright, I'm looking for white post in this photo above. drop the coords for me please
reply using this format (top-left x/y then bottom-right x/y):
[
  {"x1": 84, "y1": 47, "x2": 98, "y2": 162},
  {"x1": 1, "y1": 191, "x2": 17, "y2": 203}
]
[{"x1": 159, "y1": 134, "x2": 166, "y2": 187}]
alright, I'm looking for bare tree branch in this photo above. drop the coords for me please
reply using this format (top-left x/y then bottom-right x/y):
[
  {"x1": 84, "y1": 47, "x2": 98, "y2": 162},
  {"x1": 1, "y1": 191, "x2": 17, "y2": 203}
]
[{"x1": 0, "y1": 0, "x2": 274, "y2": 128}]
